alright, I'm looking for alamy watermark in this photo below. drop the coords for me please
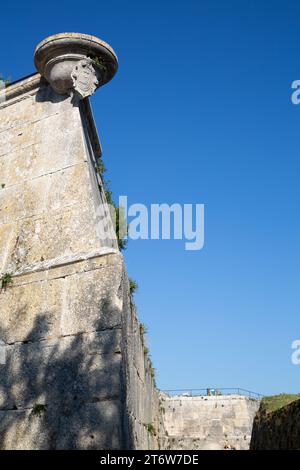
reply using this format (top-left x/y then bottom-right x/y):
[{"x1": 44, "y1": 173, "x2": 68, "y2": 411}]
[
  {"x1": 97, "y1": 196, "x2": 205, "y2": 251},
  {"x1": 291, "y1": 340, "x2": 300, "y2": 365},
  {"x1": 291, "y1": 80, "x2": 300, "y2": 104},
  {"x1": 290, "y1": 85, "x2": 300, "y2": 365}
]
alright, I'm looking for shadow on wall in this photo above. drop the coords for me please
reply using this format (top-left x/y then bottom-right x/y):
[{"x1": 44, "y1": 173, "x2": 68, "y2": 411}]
[
  {"x1": 0, "y1": 301, "x2": 124, "y2": 450},
  {"x1": 35, "y1": 80, "x2": 70, "y2": 104}
]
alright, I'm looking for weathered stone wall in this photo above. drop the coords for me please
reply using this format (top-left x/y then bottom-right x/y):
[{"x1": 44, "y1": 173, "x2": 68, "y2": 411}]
[
  {"x1": 122, "y1": 301, "x2": 165, "y2": 449},
  {"x1": 0, "y1": 75, "x2": 162, "y2": 449},
  {"x1": 161, "y1": 394, "x2": 260, "y2": 450},
  {"x1": 250, "y1": 399, "x2": 300, "y2": 450}
]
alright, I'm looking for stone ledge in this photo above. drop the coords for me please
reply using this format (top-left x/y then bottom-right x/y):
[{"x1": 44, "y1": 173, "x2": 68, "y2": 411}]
[
  {"x1": 0, "y1": 74, "x2": 42, "y2": 109},
  {"x1": 10, "y1": 247, "x2": 119, "y2": 279}
]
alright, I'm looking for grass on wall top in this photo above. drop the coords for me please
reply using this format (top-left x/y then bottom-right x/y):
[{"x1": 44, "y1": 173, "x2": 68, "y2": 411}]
[{"x1": 261, "y1": 394, "x2": 300, "y2": 414}]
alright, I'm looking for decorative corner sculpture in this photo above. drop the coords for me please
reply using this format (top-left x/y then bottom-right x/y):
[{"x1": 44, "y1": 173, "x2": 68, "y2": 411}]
[
  {"x1": 71, "y1": 58, "x2": 99, "y2": 99},
  {"x1": 34, "y1": 33, "x2": 118, "y2": 99}
]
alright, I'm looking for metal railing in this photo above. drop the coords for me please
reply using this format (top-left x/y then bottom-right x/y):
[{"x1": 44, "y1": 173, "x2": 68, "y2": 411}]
[{"x1": 162, "y1": 388, "x2": 263, "y2": 400}]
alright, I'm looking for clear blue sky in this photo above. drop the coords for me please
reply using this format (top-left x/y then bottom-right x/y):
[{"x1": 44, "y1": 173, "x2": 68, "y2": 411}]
[{"x1": 2, "y1": 0, "x2": 300, "y2": 396}]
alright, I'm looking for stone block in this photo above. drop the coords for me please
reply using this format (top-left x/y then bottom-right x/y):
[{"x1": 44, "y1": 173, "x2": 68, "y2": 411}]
[
  {"x1": 0, "y1": 330, "x2": 122, "y2": 409},
  {"x1": 0, "y1": 400, "x2": 122, "y2": 449},
  {"x1": 0, "y1": 162, "x2": 92, "y2": 225},
  {"x1": 0, "y1": 276, "x2": 64, "y2": 343}
]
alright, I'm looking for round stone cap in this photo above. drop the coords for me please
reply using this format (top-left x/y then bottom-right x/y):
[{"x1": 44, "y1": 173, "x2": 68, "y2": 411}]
[{"x1": 34, "y1": 33, "x2": 118, "y2": 97}]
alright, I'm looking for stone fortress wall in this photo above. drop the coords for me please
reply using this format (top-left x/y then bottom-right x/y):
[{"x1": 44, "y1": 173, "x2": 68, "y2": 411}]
[
  {"x1": 161, "y1": 394, "x2": 260, "y2": 450},
  {"x1": 0, "y1": 32, "x2": 259, "y2": 450},
  {"x1": 0, "y1": 37, "x2": 163, "y2": 448}
]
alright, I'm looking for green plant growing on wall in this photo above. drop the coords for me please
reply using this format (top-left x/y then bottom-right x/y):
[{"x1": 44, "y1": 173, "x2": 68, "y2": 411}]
[
  {"x1": 1, "y1": 273, "x2": 12, "y2": 290},
  {"x1": 96, "y1": 156, "x2": 128, "y2": 251},
  {"x1": 141, "y1": 326, "x2": 157, "y2": 385},
  {"x1": 150, "y1": 366, "x2": 156, "y2": 380},
  {"x1": 115, "y1": 206, "x2": 128, "y2": 251},
  {"x1": 90, "y1": 56, "x2": 107, "y2": 75},
  {"x1": 129, "y1": 278, "x2": 138, "y2": 295},
  {"x1": 139, "y1": 323, "x2": 147, "y2": 337},
  {"x1": 95, "y1": 158, "x2": 106, "y2": 176},
  {"x1": 146, "y1": 355, "x2": 156, "y2": 386},
  {"x1": 31, "y1": 403, "x2": 47, "y2": 417},
  {"x1": 139, "y1": 323, "x2": 147, "y2": 347},
  {"x1": 147, "y1": 423, "x2": 156, "y2": 436}
]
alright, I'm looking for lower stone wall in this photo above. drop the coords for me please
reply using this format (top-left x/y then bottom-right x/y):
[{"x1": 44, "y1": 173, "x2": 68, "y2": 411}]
[
  {"x1": 161, "y1": 394, "x2": 260, "y2": 450},
  {"x1": 0, "y1": 252, "x2": 164, "y2": 449},
  {"x1": 250, "y1": 399, "x2": 300, "y2": 450}
]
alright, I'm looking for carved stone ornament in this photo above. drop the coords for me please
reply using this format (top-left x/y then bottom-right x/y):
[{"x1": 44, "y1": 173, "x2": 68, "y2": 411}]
[
  {"x1": 34, "y1": 33, "x2": 118, "y2": 98},
  {"x1": 71, "y1": 58, "x2": 99, "y2": 99}
]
